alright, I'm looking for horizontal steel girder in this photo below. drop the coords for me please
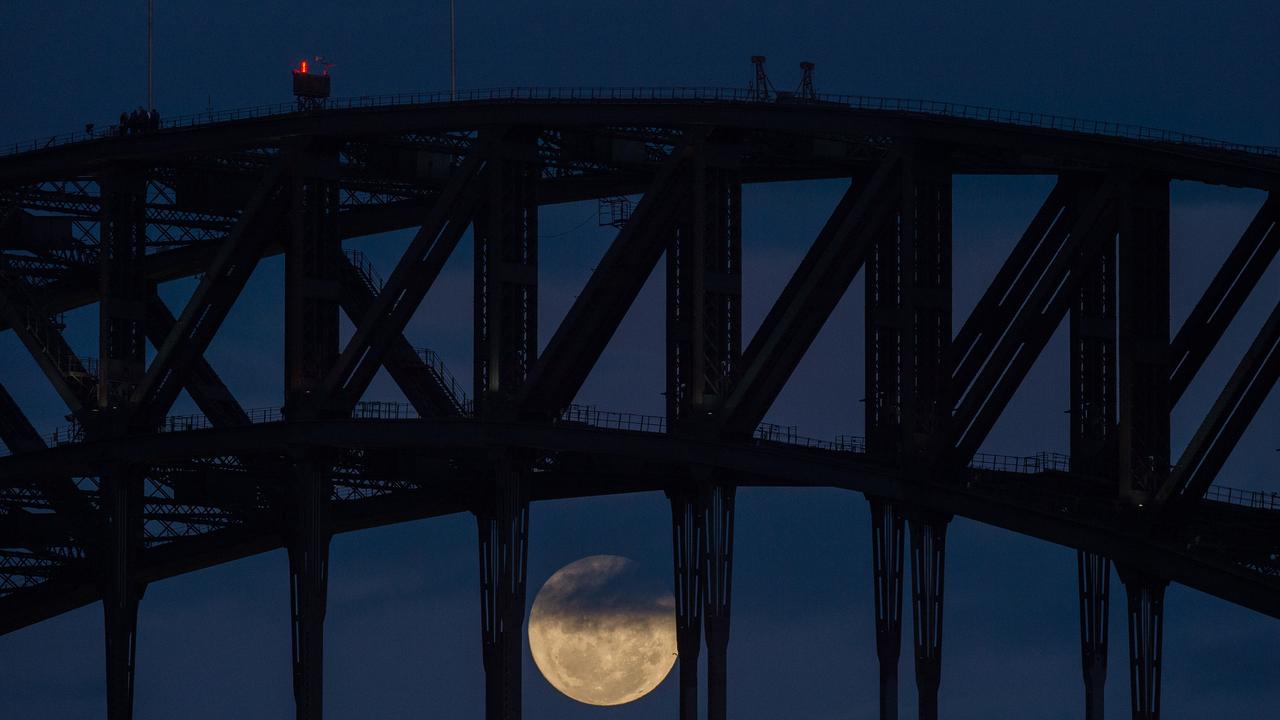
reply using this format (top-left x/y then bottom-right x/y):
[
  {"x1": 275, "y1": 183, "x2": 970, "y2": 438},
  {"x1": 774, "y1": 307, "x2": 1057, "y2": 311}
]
[{"x1": 0, "y1": 417, "x2": 1276, "y2": 633}]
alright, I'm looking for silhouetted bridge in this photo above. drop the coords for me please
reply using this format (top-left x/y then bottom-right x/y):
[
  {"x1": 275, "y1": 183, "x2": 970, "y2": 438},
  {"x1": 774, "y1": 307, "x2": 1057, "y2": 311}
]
[{"x1": 1, "y1": 88, "x2": 1278, "y2": 720}]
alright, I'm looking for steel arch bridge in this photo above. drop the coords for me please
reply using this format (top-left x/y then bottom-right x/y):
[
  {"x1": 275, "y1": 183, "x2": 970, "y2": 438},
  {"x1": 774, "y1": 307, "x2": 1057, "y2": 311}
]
[{"x1": 0, "y1": 87, "x2": 1278, "y2": 720}]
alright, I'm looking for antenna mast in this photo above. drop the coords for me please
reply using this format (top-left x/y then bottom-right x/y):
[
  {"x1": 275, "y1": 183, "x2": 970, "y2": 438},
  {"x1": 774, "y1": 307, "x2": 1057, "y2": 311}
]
[
  {"x1": 749, "y1": 55, "x2": 772, "y2": 101},
  {"x1": 147, "y1": 0, "x2": 154, "y2": 108},
  {"x1": 450, "y1": 0, "x2": 457, "y2": 100},
  {"x1": 797, "y1": 61, "x2": 816, "y2": 101}
]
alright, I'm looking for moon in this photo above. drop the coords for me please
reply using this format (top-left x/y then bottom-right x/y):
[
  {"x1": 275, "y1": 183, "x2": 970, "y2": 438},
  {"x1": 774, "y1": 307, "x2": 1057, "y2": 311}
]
[{"x1": 528, "y1": 555, "x2": 677, "y2": 706}]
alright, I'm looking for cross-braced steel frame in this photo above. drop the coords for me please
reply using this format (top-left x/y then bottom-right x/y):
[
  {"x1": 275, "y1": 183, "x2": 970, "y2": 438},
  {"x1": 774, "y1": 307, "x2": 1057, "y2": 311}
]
[{"x1": 1, "y1": 95, "x2": 1279, "y2": 720}]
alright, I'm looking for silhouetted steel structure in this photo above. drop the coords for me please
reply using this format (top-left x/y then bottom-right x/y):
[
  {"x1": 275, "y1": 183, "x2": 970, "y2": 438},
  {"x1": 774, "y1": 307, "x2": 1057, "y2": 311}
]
[{"x1": 1, "y1": 86, "x2": 1278, "y2": 720}]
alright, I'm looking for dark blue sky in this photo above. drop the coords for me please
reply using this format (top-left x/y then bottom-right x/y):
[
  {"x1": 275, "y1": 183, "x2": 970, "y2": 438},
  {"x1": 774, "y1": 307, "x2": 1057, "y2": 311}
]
[{"x1": 2, "y1": 1, "x2": 1279, "y2": 717}]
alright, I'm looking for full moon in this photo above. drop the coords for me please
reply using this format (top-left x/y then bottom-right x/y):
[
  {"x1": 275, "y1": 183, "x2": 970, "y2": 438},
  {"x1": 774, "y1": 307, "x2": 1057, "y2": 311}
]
[{"x1": 528, "y1": 555, "x2": 677, "y2": 706}]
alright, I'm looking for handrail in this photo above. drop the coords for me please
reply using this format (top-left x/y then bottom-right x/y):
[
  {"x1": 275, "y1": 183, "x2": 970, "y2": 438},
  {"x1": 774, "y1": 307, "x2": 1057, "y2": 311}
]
[
  {"x1": 6, "y1": 86, "x2": 1280, "y2": 159},
  {"x1": 4, "y1": 401, "x2": 1273, "y2": 515}
]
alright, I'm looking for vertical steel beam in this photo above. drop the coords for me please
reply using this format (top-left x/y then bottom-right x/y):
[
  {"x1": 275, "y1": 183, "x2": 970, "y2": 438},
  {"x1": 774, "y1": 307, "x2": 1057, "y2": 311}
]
[
  {"x1": 1078, "y1": 550, "x2": 1111, "y2": 719},
  {"x1": 702, "y1": 482, "x2": 735, "y2": 720},
  {"x1": 472, "y1": 133, "x2": 539, "y2": 720},
  {"x1": 868, "y1": 496, "x2": 905, "y2": 720},
  {"x1": 665, "y1": 142, "x2": 742, "y2": 720},
  {"x1": 282, "y1": 148, "x2": 340, "y2": 720},
  {"x1": 474, "y1": 132, "x2": 539, "y2": 415},
  {"x1": 1117, "y1": 177, "x2": 1171, "y2": 504},
  {"x1": 97, "y1": 170, "x2": 150, "y2": 720},
  {"x1": 867, "y1": 149, "x2": 952, "y2": 719},
  {"x1": 477, "y1": 462, "x2": 530, "y2": 720},
  {"x1": 908, "y1": 512, "x2": 949, "y2": 720},
  {"x1": 101, "y1": 467, "x2": 143, "y2": 720},
  {"x1": 867, "y1": 150, "x2": 953, "y2": 460},
  {"x1": 287, "y1": 459, "x2": 332, "y2": 720},
  {"x1": 666, "y1": 146, "x2": 742, "y2": 429},
  {"x1": 1071, "y1": 209, "x2": 1117, "y2": 719},
  {"x1": 669, "y1": 485, "x2": 704, "y2": 720},
  {"x1": 284, "y1": 150, "x2": 342, "y2": 419},
  {"x1": 98, "y1": 173, "x2": 149, "y2": 424},
  {"x1": 1119, "y1": 568, "x2": 1168, "y2": 720}
]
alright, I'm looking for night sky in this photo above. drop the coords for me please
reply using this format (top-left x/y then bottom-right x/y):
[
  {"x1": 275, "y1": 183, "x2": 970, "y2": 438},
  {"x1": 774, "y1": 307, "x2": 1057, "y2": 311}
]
[{"x1": 2, "y1": 1, "x2": 1279, "y2": 717}]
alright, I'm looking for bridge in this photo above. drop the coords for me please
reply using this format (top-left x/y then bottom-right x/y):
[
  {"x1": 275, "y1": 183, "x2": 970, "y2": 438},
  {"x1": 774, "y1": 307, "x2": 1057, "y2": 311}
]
[{"x1": 0, "y1": 86, "x2": 1278, "y2": 720}]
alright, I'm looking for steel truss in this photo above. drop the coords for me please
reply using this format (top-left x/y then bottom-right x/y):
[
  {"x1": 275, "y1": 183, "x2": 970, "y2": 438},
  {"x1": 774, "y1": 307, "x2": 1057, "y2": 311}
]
[{"x1": 0, "y1": 99, "x2": 1278, "y2": 720}]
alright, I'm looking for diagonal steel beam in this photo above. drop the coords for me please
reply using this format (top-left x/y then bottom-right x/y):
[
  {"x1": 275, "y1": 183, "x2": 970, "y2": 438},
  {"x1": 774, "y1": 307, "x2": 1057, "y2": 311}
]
[
  {"x1": 1169, "y1": 195, "x2": 1279, "y2": 405},
  {"x1": 1160, "y1": 298, "x2": 1280, "y2": 505},
  {"x1": 0, "y1": 381, "x2": 45, "y2": 454},
  {"x1": 949, "y1": 176, "x2": 1120, "y2": 465},
  {"x1": 144, "y1": 294, "x2": 250, "y2": 427},
  {"x1": 335, "y1": 254, "x2": 467, "y2": 416},
  {"x1": 518, "y1": 134, "x2": 705, "y2": 418},
  {"x1": 949, "y1": 180, "x2": 1071, "y2": 396},
  {"x1": 0, "y1": 277, "x2": 95, "y2": 415},
  {"x1": 321, "y1": 150, "x2": 489, "y2": 410},
  {"x1": 719, "y1": 155, "x2": 902, "y2": 437},
  {"x1": 130, "y1": 161, "x2": 285, "y2": 429}
]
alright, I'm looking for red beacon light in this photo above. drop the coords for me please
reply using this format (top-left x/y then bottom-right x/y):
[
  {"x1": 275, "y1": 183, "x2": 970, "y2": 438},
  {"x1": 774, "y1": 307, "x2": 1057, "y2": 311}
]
[{"x1": 292, "y1": 56, "x2": 332, "y2": 110}]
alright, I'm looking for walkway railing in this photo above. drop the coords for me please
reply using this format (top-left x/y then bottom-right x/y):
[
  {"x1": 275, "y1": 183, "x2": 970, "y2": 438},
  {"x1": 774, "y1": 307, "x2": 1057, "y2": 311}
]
[
  {"x1": 1204, "y1": 485, "x2": 1280, "y2": 511},
  {"x1": 8, "y1": 400, "x2": 1273, "y2": 514},
  {"x1": 7, "y1": 86, "x2": 1280, "y2": 159}
]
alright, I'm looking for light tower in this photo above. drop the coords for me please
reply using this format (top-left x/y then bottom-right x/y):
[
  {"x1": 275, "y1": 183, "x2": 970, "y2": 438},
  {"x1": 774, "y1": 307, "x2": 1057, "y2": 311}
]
[
  {"x1": 797, "y1": 61, "x2": 817, "y2": 101},
  {"x1": 749, "y1": 55, "x2": 773, "y2": 101},
  {"x1": 291, "y1": 59, "x2": 332, "y2": 111}
]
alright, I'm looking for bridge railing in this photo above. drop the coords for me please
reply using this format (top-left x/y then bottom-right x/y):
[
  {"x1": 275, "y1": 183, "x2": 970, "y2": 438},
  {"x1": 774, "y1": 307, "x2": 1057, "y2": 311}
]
[
  {"x1": 7, "y1": 86, "x2": 1280, "y2": 159},
  {"x1": 1203, "y1": 485, "x2": 1280, "y2": 511},
  {"x1": 6, "y1": 402, "x2": 1276, "y2": 515},
  {"x1": 970, "y1": 451, "x2": 1072, "y2": 474}
]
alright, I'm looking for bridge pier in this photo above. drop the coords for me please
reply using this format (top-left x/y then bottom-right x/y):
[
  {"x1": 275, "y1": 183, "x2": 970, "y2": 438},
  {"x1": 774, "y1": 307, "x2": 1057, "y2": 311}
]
[
  {"x1": 286, "y1": 461, "x2": 332, "y2": 720},
  {"x1": 1119, "y1": 568, "x2": 1167, "y2": 720},
  {"x1": 908, "y1": 512, "x2": 949, "y2": 720},
  {"x1": 1078, "y1": 551, "x2": 1111, "y2": 719},
  {"x1": 866, "y1": 150, "x2": 953, "y2": 720},
  {"x1": 98, "y1": 170, "x2": 150, "y2": 720},
  {"x1": 1070, "y1": 182, "x2": 1117, "y2": 720},
  {"x1": 868, "y1": 496, "x2": 905, "y2": 720},
  {"x1": 101, "y1": 467, "x2": 144, "y2": 720},
  {"x1": 663, "y1": 136, "x2": 742, "y2": 720},
  {"x1": 476, "y1": 464, "x2": 530, "y2": 720},
  {"x1": 703, "y1": 482, "x2": 735, "y2": 720},
  {"x1": 282, "y1": 149, "x2": 342, "y2": 720},
  {"x1": 668, "y1": 485, "x2": 704, "y2": 720}
]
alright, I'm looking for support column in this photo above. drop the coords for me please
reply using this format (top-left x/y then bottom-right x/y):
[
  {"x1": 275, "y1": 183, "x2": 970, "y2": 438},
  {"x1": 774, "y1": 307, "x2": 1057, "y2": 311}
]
[
  {"x1": 702, "y1": 482, "x2": 735, "y2": 720},
  {"x1": 475, "y1": 131, "x2": 538, "y2": 415},
  {"x1": 665, "y1": 140, "x2": 741, "y2": 720},
  {"x1": 1078, "y1": 550, "x2": 1111, "y2": 719},
  {"x1": 473, "y1": 134, "x2": 538, "y2": 720},
  {"x1": 98, "y1": 172, "x2": 149, "y2": 421},
  {"x1": 868, "y1": 496, "x2": 905, "y2": 720},
  {"x1": 477, "y1": 463, "x2": 530, "y2": 720},
  {"x1": 668, "y1": 486, "x2": 704, "y2": 720},
  {"x1": 1070, "y1": 179, "x2": 1117, "y2": 719},
  {"x1": 1117, "y1": 176, "x2": 1171, "y2": 504},
  {"x1": 282, "y1": 148, "x2": 340, "y2": 720},
  {"x1": 284, "y1": 149, "x2": 342, "y2": 418},
  {"x1": 1119, "y1": 568, "x2": 1168, "y2": 720},
  {"x1": 666, "y1": 143, "x2": 742, "y2": 427},
  {"x1": 866, "y1": 149, "x2": 952, "y2": 720},
  {"x1": 98, "y1": 170, "x2": 149, "y2": 720},
  {"x1": 287, "y1": 460, "x2": 332, "y2": 720},
  {"x1": 908, "y1": 512, "x2": 949, "y2": 720},
  {"x1": 101, "y1": 467, "x2": 143, "y2": 720}
]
